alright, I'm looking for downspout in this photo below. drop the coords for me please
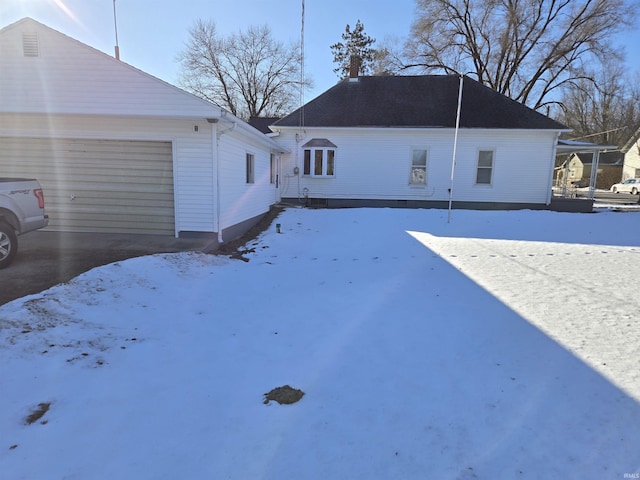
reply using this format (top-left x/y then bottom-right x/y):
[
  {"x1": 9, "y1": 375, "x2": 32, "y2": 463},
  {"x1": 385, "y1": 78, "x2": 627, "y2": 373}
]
[
  {"x1": 547, "y1": 132, "x2": 561, "y2": 204},
  {"x1": 295, "y1": 132, "x2": 303, "y2": 202},
  {"x1": 588, "y1": 150, "x2": 600, "y2": 200},
  {"x1": 562, "y1": 157, "x2": 570, "y2": 198},
  {"x1": 211, "y1": 118, "x2": 236, "y2": 244},
  {"x1": 208, "y1": 118, "x2": 222, "y2": 244}
]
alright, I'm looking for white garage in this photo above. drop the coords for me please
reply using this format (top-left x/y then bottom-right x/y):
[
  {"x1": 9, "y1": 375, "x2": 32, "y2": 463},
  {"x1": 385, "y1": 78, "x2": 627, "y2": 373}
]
[
  {"x1": 0, "y1": 18, "x2": 285, "y2": 241},
  {"x1": 0, "y1": 137, "x2": 174, "y2": 234}
]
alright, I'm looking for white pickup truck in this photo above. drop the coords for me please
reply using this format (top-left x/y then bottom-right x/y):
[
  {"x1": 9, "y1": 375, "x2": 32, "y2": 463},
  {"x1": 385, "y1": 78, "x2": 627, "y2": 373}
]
[{"x1": 0, "y1": 178, "x2": 49, "y2": 269}]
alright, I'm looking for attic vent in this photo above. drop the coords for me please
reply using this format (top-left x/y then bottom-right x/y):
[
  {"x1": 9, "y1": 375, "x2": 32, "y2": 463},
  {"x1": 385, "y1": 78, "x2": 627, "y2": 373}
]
[{"x1": 22, "y1": 33, "x2": 39, "y2": 57}]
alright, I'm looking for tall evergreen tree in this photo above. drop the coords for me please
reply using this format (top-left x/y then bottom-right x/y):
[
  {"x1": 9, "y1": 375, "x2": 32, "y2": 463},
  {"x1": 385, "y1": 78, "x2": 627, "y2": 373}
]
[{"x1": 330, "y1": 20, "x2": 376, "y2": 78}]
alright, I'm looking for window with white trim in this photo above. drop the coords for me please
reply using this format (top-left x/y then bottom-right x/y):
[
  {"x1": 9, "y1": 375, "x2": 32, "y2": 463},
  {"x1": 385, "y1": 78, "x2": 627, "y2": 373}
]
[
  {"x1": 246, "y1": 153, "x2": 255, "y2": 184},
  {"x1": 302, "y1": 139, "x2": 336, "y2": 177},
  {"x1": 410, "y1": 149, "x2": 428, "y2": 185},
  {"x1": 270, "y1": 153, "x2": 276, "y2": 184},
  {"x1": 476, "y1": 150, "x2": 494, "y2": 185}
]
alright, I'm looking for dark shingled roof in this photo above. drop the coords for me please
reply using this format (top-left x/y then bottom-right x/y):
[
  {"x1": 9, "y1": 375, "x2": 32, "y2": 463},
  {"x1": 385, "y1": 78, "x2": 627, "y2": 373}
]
[
  {"x1": 248, "y1": 116, "x2": 280, "y2": 134},
  {"x1": 274, "y1": 75, "x2": 567, "y2": 130}
]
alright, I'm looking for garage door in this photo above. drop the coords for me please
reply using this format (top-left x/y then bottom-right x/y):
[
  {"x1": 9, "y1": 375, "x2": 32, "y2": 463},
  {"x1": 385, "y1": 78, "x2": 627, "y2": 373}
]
[{"x1": 0, "y1": 138, "x2": 175, "y2": 235}]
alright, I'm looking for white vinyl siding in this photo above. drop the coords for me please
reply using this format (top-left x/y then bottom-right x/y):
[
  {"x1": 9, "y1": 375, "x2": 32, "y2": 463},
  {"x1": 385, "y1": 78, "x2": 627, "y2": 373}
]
[
  {"x1": 217, "y1": 129, "x2": 278, "y2": 237},
  {"x1": 276, "y1": 128, "x2": 558, "y2": 204}
]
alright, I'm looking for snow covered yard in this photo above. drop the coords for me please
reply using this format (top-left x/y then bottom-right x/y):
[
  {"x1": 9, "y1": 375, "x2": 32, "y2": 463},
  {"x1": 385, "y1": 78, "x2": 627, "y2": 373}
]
[{"x1": 1, "y1": 207, "x2": 639, "y2": 479}]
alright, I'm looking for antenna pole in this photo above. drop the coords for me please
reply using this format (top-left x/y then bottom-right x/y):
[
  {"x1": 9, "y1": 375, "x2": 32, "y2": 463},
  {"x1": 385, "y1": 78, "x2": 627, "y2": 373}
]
[
  {"x1": 113, "y1": 0, "x2": 120, "y2": 60},
  {"x1": 299, "y1": 0, "x2": 305, "y2": 128},
  {"x1": 447, "y1": 75, "x2": 464, "y2": 224}
]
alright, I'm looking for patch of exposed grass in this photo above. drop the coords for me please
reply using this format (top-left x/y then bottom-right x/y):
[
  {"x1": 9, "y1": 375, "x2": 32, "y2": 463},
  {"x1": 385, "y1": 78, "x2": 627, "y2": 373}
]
[
  {"x1": 216, "y1": 205, "x2": 285, "y2": 260},
  {"x1": 25, "y1": 402, "x2": 51, "y2": 425}
]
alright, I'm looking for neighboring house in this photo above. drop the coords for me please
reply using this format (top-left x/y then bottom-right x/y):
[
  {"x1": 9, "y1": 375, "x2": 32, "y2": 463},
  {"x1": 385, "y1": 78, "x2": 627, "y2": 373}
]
[
  {"x1": 621, "y1": 129, "x2": 640, "y2": 180},
  {"x1": 555, "y1": 152, "x2": 623, "y2": 189},
  {"x1": 269, "y1": 70, "x2": 568, "y2": 209},
  {"x1": 0, "y1": 18, "x2": 285, "y2": 242}
]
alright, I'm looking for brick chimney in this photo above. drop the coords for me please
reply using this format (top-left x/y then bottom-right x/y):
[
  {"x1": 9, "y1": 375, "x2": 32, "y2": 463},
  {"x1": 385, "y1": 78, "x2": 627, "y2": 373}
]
[{"x1": 349, "y1": 55, "x2": 361, "y2": 81}]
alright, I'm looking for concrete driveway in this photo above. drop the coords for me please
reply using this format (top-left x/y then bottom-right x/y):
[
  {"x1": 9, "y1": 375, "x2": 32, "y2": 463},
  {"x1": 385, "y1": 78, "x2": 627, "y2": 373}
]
[{"x1": 0, "y1": 231, "x2": 213, "y2": 306}]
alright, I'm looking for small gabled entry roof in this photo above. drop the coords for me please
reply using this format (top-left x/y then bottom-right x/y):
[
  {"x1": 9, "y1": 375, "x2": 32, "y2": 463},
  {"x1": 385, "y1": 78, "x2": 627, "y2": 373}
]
[
  {"x1": 274, "y1": 75, "x2": 567, "y2": 130},
  {"x1": 301, "y1": 138, "x2": 337, "y2": 148}
]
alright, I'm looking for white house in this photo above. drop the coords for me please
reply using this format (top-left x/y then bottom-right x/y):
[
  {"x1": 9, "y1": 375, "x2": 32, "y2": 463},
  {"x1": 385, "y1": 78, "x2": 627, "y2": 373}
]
[
  {"x1": 269, "y1": 70, "x2": 569, "y2": 209},
  {"x1": 0, "y1": 18, "x2": 285, "y2": 242},
  {"x1": 621, "y1": 129, "x2": 640, "y2": 180}
]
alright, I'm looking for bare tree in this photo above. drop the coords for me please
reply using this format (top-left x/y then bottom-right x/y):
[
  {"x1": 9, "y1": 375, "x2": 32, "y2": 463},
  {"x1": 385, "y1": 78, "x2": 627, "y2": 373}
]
[
  {"x1": 406, "y1": 0, "x2": 636, "y2": 110},
  {"x1": 178, "y1": 20, "x2": 304, "y2": 120},
  {"x1": 559, "y1": 60, "x2": 640, "y2": 147},
  {"x1": 371, "y1": 36, "x2": 406, "y2": 76}
]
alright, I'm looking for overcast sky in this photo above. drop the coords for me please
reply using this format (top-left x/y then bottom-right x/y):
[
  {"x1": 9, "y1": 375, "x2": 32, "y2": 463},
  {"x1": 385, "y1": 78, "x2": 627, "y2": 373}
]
[{"x1": 2, "y1": 0, "x2": 639, "y2": 103}]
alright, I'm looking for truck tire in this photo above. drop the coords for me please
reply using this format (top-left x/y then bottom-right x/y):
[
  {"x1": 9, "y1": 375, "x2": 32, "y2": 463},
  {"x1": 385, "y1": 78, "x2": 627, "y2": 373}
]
[{"x1": 0, "y1": 221, "x2": 18, "y2": 269}]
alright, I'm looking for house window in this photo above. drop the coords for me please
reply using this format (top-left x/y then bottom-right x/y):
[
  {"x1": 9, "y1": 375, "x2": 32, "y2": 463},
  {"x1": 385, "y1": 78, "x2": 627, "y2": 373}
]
[
  {"x1": 410, "y1": 149, "x2": 427, "y2": 184},
  {"x1": 246, "y1": 153, "x2": 255, "y2": 184},
  {"x1": 314, "y1": 150, "x2": 323, "y2": 175},
  {"x1": 270, "y1": 153, "x2": 276, "y2": 184},
  {"x1": 476, "y1": 150, "x2": 494, "y2": 185},
  {"x1": 302, "y1": 139, "x2": 337, "y2": 177}
]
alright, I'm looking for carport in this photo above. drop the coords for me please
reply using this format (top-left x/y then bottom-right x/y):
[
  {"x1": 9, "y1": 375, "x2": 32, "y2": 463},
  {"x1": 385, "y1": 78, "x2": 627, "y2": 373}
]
[{"x1": 555, "y1": 139, "x2": 617, "y2": 200}]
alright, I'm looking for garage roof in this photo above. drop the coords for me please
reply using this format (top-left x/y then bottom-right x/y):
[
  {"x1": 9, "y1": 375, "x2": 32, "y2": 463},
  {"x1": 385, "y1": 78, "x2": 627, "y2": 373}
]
[{"x1": 0, "y1": 18, "x2": 221, "y2": 119}]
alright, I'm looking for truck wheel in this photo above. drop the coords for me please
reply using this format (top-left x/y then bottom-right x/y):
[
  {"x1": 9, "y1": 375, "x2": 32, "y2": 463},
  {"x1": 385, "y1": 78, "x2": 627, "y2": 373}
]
[{"x1": 0, "y1": 222, "x2": 18, "y2": 269}]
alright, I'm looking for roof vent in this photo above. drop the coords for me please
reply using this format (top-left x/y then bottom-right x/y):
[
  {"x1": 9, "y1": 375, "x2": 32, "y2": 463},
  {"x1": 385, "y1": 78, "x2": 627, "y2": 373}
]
[{"x1": 22, "y1": 33, "x2": 39, "y2": 57}]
